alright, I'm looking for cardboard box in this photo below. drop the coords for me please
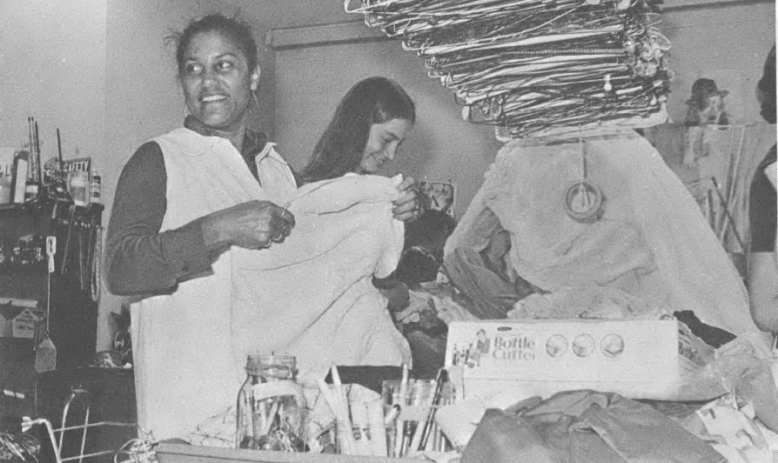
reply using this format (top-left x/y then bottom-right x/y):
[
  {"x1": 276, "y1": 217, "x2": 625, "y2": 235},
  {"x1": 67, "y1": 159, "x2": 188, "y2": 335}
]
[
  {"x1": 445, "y1": 319, "x2": 709, "y2": 401},
  {"x1": 0, "y1": 297, "x2": 42, "y2": 338}
]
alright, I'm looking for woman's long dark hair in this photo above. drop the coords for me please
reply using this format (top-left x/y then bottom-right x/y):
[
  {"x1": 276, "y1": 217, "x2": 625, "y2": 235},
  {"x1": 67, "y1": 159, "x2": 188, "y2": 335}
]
[
  {"x1": 758, "y1": 45, "x2": 776, "y2": 124},
  {"x1": 300, "y1": 77, "x2": 415, "y2": 183}
]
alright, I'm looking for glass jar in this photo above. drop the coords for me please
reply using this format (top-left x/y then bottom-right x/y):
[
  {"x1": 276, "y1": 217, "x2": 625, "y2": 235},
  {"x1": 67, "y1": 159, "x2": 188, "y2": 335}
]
[{"x1": 235, "y1": 354, "x2": 306, "y2": 452}]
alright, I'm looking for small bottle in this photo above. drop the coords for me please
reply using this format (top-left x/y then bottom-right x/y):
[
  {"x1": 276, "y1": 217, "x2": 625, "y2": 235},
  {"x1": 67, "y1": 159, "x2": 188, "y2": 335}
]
[
  {"x1": 89, "y1": 170, "x2": 101, "y2": 204},
  {"x1": 25, "y1": 182, "x2": 40, "y2": 202},
  {"x1": 0, "y1": 174, "x2": 12, "y2": 204},
  {"x1": 68, "y1": 170, "x2": 89, "y2": 207},
  {"x1": 11, "y1": 151, "x2": 29, "y2": 204}
]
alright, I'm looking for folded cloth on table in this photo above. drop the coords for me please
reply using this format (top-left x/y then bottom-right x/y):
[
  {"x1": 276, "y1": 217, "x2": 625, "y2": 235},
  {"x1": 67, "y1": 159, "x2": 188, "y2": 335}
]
[{"x1": 462, "y1": 390, "x2": 725, "y2": 463}]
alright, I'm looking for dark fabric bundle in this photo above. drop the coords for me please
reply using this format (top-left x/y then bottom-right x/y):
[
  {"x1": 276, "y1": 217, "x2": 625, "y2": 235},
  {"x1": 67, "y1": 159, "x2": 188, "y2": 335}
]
[
  {"x1": 395, "y1": 210, "x2": 457, "y2": 285},
  {"x1": 461, "y1": 390, "x2": 725, "y2": 463}
]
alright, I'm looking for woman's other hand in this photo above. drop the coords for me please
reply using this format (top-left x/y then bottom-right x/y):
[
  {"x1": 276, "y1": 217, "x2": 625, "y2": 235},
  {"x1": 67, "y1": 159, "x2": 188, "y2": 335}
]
[
  {"x1": 393, "y1": 176, "x2": 425, "y2": 222},
  {"x1": 202, "y1": 200, "x2": 295, "y2": 250}
]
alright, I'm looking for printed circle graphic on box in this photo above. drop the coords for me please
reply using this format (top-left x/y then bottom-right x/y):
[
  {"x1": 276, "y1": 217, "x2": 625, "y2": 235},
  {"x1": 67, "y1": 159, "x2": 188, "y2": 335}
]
[
  {"x1": 545, "y1": 334, "x2": 568, "y2": 358},
  {"x1": 572, "y1": 334, "x2": 596, "y2": 357},
  {"x1": 600, "y1": 334, "x2": 625, "y2": 357}
]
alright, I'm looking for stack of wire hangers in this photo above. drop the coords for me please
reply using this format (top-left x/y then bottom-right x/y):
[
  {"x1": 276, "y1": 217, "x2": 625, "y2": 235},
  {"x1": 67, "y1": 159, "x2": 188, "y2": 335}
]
[{"x1": 346, "y1": 0, "x2": 672, "y2": 139}]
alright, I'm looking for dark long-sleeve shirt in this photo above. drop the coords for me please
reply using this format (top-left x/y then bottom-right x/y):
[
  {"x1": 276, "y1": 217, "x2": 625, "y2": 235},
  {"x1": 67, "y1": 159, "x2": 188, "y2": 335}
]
[
  {"x1": 749, "y1": 145, "x2": 777, "y2": 253},
  {"x1": 104, "y1": 117, "x2": 271, "y2": 297}
]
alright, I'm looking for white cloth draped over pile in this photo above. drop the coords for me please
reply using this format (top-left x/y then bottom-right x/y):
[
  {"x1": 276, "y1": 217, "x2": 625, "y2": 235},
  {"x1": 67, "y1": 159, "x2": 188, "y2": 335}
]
[
  {"x1": 445, "y1": 129, "x2": 771, "y2": 350},
  {"x1": 131, "y1": 128, "x2": 409, "y2": 441}
]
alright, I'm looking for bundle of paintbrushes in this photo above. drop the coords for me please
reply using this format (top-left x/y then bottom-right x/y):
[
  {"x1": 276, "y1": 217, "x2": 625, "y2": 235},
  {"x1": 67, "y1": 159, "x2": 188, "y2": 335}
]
[
  {"x1": 381, "y1": 366, "x2": 453, "y2": 457},
  {"x1": 316, "y1": 365, "x2": 454, "y2": 457},
  {"x1": 346, "y1": 0, "x2": 672, "y2": 138}
]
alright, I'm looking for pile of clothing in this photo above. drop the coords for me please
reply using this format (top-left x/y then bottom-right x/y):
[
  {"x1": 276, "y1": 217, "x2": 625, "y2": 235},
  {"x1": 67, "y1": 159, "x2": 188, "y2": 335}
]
[{"x1": 461, "y1": 390, "x2": 778, "y2": 463}]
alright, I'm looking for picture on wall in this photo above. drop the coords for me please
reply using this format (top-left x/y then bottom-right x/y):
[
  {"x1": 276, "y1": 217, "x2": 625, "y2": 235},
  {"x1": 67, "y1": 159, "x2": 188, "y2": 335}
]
[{"x1": 419, "y1": 179, "x2": 456, "y2": 218}]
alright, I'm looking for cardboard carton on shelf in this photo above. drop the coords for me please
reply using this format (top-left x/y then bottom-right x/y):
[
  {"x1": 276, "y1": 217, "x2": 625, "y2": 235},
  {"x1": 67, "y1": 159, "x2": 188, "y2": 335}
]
[{"x1": 0, "y1": 297, "x2": 42, "y2": 339}]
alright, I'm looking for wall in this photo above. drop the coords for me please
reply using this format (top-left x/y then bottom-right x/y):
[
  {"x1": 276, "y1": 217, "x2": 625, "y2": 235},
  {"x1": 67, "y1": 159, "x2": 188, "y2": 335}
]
[
  {"x1": 2, "y1": 0, "x2": 773, "y2": 351},
  {"x1": 0, "y1": 0, "x2": 106, "y2": 176}
]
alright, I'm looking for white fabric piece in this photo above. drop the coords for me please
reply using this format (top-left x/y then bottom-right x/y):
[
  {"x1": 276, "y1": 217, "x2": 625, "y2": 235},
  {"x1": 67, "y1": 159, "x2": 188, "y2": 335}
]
[
  {"x1": 446, "y1": 130, "x2": 770, "y2": 350},
  {"x1": 230, "y1": 174, "x2": 411, "y2": 384},
  {"x1": 509, "y1": 286, "x2": 651, "y2": 320}
]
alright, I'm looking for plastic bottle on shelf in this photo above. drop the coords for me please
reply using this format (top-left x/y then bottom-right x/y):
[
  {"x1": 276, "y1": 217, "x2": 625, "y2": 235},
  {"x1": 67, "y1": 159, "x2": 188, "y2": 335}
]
[
  {"x1": 68, "y1": 171, "x2": 89, "y2": 207},
  {"x1": 90, "y1": 170, "x2": 101, "y2": 204},
  {"x1": 12, "y1": 151, "x2": 29, "y2": 204},
  {"x1": 0, "y1": 174, "x2": 12, "y2": 204}
]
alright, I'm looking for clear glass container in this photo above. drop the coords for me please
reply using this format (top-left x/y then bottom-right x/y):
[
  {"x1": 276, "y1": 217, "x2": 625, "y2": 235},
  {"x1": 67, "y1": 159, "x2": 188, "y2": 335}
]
[{"x1": 235, "y1": 354, "x2": 306, "y2": 452}]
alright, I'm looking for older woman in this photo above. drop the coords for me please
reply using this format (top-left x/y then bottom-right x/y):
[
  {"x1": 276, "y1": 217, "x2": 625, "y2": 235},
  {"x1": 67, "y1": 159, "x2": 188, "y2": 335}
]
[{"x1": 104, "y1": 14, "x2": 420, "y2": 441}]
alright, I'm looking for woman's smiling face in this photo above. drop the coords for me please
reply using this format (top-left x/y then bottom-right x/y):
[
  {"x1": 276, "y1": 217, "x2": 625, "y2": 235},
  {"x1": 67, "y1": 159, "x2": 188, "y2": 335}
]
[
  {"x1": 180, "y1": 30, "x2": 259, "y2": 133},
  {"x1": 359, "y1": 118, "x2": 413, "y2": 173}
]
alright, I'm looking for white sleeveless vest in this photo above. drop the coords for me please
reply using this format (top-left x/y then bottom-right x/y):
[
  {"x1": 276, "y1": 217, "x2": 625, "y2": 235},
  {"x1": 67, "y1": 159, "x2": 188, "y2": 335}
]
[{"x1": 130, "y1": 128, "x2": 296, "y2": 441}]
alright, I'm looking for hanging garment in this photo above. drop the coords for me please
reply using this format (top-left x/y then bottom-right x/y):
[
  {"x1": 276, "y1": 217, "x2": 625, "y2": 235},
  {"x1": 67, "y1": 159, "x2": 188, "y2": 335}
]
[{"x1": 445, "y1": 130, "x2": 771, "y2": 350}]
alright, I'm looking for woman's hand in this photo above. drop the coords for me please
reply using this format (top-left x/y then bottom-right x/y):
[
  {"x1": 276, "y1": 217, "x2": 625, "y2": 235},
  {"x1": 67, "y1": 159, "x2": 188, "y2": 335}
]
[
  {"x1": 202, "y1": 200, "x2": 296, "y2": 250},
  {"x1": 393, "y1": 176, "x2": 425, "y2": 222}
]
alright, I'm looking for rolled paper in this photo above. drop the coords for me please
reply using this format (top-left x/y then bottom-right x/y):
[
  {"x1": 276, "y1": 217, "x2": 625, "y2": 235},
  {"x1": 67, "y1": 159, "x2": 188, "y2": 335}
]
[
  {"x1": 394, "y1": 364, "x2": 409, "y2": 457},
  {"x1": 316, "y1": 378, "x2": 354, "y2": 455},
  {"x1": 367, "y1": 399, "x2": 388, "y2": 457},
  {"x1": 350, "y1": 400, "x2": 371, "y2": 456}
]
